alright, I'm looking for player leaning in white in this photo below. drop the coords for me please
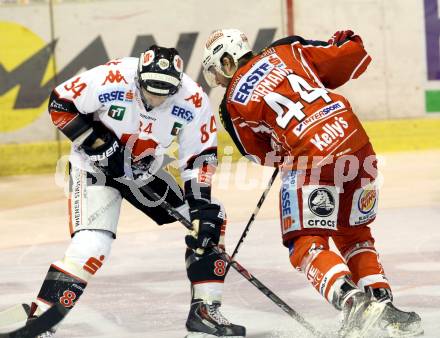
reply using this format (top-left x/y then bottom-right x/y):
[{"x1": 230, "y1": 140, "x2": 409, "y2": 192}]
[{"x1": 27, "y1": 45, "x2": 245, "y2": 337}]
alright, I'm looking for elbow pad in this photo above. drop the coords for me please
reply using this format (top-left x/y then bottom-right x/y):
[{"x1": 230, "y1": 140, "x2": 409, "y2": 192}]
[{"x1": 48, "y1": 91, "x2": 92, "y2": 142}]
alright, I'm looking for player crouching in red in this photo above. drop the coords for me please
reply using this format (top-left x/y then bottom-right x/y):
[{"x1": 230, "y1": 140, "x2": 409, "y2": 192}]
[{"x1": 201, "y1": 28, "x2": 423, "y2": 337}]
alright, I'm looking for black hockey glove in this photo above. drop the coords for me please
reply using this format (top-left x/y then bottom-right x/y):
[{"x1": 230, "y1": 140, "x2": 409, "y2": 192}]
[
  {"x1": 185, "y1": 203, "x2": 224, "y2": 254},
  {"x1": 131, "y1": 155, "x2": 155, "y2": 178},
  {"x1": 81, "y1": 129, "x2": 125, "y2": 178}
]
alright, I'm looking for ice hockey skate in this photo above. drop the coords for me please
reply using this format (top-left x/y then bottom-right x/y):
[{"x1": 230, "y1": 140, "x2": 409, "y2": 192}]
[
  {"x1": 366, "y1": 287, "x2": 423, "y2": 337},
  {"x1": 334, "y1": 278, "x2": 386, "y2": 338},
  {"x1": 340, "y1": 292, "x2": 385, "y2": 338},
  {"x1": 185, "y1": 300, "x2": 246, "y2": 337}
]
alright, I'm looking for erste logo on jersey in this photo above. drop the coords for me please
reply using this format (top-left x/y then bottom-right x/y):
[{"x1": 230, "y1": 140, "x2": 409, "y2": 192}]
[
  {"x1": 98, "y1": 90, "x2": 124, "y2": 103},
  {"x1": 281, "y1": 186, "x2": 293, "y2": 230},
  {"x1": 98, "y1": 89, "x2": 134, "y2": 103},
  {"x1": 171, "y1": 105, "x2": 194, "y2": 122},
  {"x1": 280, "y1": 171, "x2": 300, "y2": 234},
  {"x1": 231, "y1": 54, "x2": 292, "y2": 105}
]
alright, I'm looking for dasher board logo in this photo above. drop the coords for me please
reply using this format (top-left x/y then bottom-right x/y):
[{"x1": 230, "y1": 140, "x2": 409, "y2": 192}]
[
  {"x1": 108, "y1": 105, "x2": 126, "y2": 120},
  {"x1": 308, "y1": 187, "x2": 335, "y2": 217}
]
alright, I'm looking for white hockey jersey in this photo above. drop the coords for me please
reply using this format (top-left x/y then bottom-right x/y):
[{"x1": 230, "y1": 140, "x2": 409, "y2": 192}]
[{"x1": 53, "y1": 57, "x2": 217, "y2": 183}]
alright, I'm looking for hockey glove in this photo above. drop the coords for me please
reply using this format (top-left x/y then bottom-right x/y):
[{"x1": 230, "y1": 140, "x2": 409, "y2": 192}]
[
  {"x1": 185, "y1": 203, "x2": 224, "y2": 255},
  {"x1": 131, "y1": 155, "x2": 155, "y2": 178},
  {"x1": 328, "y1": 30, "x2": 363, "y2": 46},
  {"x1": 81, "y1": 129, "x2": 125, "y2": 178}
]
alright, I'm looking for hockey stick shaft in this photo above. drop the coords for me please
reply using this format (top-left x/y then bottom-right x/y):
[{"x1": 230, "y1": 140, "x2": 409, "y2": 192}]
[
  {"x1": 0, "y1": 303, "x2": 68, "y2": 338},
  {"x1": 139, "y1": 183, "x2": 323, "y2": 337},
  {"x1": 0, "y1": 304, "x2": 29, "y2": 329},
  {"x1": 225, "y1": 167, "x2": 279, "y2": 274}
]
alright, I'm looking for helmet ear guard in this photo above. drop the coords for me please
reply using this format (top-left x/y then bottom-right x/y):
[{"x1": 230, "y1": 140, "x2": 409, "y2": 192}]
[
  {"x1": 138, "y1": 45, "x2": 184, "y2": 97},
  {"x1": 202, "y1": 29, "x2": 252, "y2": 88}
]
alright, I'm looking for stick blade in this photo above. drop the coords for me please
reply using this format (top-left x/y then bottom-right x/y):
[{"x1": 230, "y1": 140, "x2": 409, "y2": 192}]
[{"x1": 0, "y1": 303, "x2": 68, "y2": 338}]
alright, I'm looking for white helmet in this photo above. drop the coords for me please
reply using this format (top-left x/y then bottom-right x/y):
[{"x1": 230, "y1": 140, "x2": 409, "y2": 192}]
[{"x1": 202, "y1": 29, "x2": 252, "y2": 88}]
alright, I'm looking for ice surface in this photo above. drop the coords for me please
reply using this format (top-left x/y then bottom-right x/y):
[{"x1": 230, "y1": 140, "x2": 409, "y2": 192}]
[{"x1": 1, "y1": 205, "x2": 439, "y2": 337}]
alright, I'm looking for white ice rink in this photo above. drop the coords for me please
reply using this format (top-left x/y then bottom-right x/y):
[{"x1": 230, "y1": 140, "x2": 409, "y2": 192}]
[
  {"x1": 1, "y1": 153, "x2": 439, "y2": 337},
  {"x1": 0, "y1": 207, "x2": 439, "y2": 337}
]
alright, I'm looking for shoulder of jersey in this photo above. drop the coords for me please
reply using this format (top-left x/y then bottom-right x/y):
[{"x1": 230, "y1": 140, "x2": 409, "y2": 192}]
[
  {"x1": 177, "y1": 73, "x2": 204, "y2": 99},
  {"x1": 91, "y1": 57, "x2": 138, "y2": 84},
  {"x1": 108, "y1": 57, "x2": 138, "y2": 80}
]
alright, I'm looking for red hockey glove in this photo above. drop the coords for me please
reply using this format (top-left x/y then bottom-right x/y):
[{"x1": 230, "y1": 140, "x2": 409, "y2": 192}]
[{"x1": 328, "y1": 30, "x2": 363, "y2": 46}]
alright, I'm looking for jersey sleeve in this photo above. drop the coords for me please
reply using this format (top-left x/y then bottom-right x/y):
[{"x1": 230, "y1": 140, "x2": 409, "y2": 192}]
[
  {"x1": 48, "y1": 67, "x2": 103, "y2": 141},
  {"x1": 273, "y1": 35, "x2": 372, "y2": 89},
  {"x1": 178, "y1": 89, "x2": 218, "y2": 186},
  {"x1": 220, "y1": 98, "x2": 276, "y2": 166},
  {"x1": 54, "y1": 67, "x2": 103, "y2": 113}
]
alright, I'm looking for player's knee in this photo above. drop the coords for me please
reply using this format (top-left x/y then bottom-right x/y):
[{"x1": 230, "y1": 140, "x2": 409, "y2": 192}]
[
  {"x1": 334, "y1": 226, "x2": 375, "y2": 256},
  {"x1": 64, "y1": 230, "x2": 114, "y2": 277},
  {"x1": 288, "y1": 235, "x2": 329, "y2": 271},
  {"x1": 185, "y1": 249, "x2": 226, "y2": 283}
]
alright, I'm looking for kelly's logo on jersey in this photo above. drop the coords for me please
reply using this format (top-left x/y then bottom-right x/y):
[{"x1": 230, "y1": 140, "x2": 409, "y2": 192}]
[
  {"x1": 108, "y1": 105, "x2": 126, "y2": 121},
  {"x1": 309, "y1": 116, "x2": 350, "y2": 151},
  {"x1": 171, "y1": 105, "x2": 194, "y2": 122}
]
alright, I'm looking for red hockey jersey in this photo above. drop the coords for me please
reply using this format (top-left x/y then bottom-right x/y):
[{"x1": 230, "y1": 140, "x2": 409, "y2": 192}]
[{"x1": 219, "y1": 35, "x2": 372, "y2": 169}]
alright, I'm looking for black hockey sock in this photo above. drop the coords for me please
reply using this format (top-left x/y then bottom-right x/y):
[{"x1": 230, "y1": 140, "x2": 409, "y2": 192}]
[
  {"x1": 185, "y1": 248, "x2": 226, "y2": 283},
  {"x1": 35, "y1": 264, "x2": 87, "y2": 314}
]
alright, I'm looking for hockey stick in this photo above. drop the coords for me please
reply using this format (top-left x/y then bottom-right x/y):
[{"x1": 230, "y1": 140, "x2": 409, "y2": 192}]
[
  {"x1": 0, "y1": 303, "x2": 68, "y2": 338},
  {"x1": 225, "y1": 167, "x2": 279, "y2": 274},
  {"x1": 139, "y1": 183, "x2": 323, "y2": 338},
  {"x1": 0, "y1": 304, "x2": 30, "y2": 330}
]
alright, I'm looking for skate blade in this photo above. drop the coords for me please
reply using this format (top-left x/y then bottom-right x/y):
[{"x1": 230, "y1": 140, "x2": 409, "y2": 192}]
[
  {"x1": 385, "y1": 322, "x2": 424, "y2": 338},
  {"x1": 345, "y1": 302, "x2": 386, "y2": 338},
  {"x1": 185, "y1": 332, "x2": 244, "y2": 338}
]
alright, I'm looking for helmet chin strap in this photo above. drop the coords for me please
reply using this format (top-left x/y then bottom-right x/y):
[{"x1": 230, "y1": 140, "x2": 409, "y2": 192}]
[
  {"x1": 144, "y1": 101, "x2": 154, "y2": 112},
  {"x1": 136, "y1": 82, "x2": 154, "y2": 111}
]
